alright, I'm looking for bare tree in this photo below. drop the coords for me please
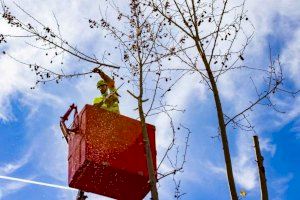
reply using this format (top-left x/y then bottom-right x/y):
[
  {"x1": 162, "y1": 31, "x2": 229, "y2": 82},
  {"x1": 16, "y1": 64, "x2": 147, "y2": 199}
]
[
  {"x1": 1, "y1": 0, "x2": 190, "y2": 199},
  {"x1": 90, "y1": 1, "x2": 193, "y2": 199},
  {"x1": 145, "y1": 0, "x2": 299, "y2": 199}
]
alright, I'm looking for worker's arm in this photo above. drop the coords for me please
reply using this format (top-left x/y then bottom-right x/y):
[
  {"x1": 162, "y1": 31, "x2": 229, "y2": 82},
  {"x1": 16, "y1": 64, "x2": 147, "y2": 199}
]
[
  {"x1": 106, "y1": 89, "x2": 119, "y2": 104},
  {"x1": 93, "y1": 96, "x2": 105, "y2": 107},
  {"x1": 94, "y1": 100, "x2": 104, "y2": 108},
  {"x1": 92, "y1": 68, "x2": 115, "y2": 89}
]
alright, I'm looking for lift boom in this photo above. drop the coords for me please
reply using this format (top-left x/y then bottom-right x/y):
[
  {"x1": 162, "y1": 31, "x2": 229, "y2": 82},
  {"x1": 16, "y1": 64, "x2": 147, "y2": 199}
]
[{"x1": 59, "y1": 104, "x2": 87, "y2": 200}]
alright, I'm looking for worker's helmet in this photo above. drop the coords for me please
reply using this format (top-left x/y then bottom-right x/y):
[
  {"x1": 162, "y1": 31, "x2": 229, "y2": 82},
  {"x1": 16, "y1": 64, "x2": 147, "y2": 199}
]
[{"x1": 97, "y1": 80, "x2": 107, "y2": 88}]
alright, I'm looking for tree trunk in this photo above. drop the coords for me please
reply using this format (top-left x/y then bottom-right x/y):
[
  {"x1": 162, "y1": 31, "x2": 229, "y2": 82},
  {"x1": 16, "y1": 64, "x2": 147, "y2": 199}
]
[
  {"x1": 253, "y1": 135, "x2": 269, "y2": 200},
  {"x1": 138, "y1": 100, "x2": 159, "y2": 200},
  {"x1": 134, "y1": 1, "x2": 159, "y2": 198},
  {"x1": 137, "y1": 59, "x2": 159, "y2": 199},
  {"x1": 195, "y1": 43, "x2": 238, "y2": 200}
]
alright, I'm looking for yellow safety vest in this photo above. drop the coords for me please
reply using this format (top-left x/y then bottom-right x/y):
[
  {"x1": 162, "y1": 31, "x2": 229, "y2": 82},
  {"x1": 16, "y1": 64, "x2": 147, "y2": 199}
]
[{"x1": 93, "y1": 88, "x2": 120, "y2": 114}]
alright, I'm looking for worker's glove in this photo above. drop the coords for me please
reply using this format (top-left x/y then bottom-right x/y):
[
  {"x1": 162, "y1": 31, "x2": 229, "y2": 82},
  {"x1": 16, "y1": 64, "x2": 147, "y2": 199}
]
[{"x1": 92, "y1": 67, "x2": 102, "y2": 73}]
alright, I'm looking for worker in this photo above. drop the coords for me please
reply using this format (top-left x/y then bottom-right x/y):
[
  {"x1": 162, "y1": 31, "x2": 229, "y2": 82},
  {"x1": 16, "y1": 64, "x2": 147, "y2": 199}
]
[
  {"x1": 73, "y1": 68, "x2": 119, "y2": 200},
  {"x1": 92, "y1": 68, "x2": 120, "y2": 114}
]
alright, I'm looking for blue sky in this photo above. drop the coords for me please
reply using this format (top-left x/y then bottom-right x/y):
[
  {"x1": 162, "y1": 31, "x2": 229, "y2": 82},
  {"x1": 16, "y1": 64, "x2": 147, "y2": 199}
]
[{"x1": 0, "y1": 0, "x2": 300, "y2": 200}]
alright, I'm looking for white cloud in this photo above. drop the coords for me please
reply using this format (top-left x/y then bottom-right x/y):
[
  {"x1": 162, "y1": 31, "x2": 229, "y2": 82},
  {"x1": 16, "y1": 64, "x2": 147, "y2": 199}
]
[
  {"x1": 56, "y1": 190, "x2": 76, "y2": 200},
  {"x1": 0, "y1": 51, "x2": 34, "y2": 121},
  {"x1": 259, "y1": 137, "x2": 276, "y2": 156},
  {"x1": 282, "y1": 28, "x2": 300, "y2": 87},
  {"x1": 271, "y1": 174, "x2": 293, "y2": 200},
  {"x1": 155, "y1": 73, "x2": 207, "y2": 148},
  {"x1": 36, "y1": 125, "x2": 68, "y2": 182},
  {"x1": 233, "y1": 133, "x2": 277, "y2": 192},
  {"x1": 205, "y1": 161, "x2": 226, "y2": 175},
  {"x1": 0, "y1": 179, "x2": 29, "y2": 199},
  {"x1": 4, "y1": 180, "x2": 28, "y2": 191},
  {"x1": 245, "y1": 0, "x2": 300, "y2": 55},
  {"x1": 218, "y1": 72, "x2": 237, "y2": 101},
  {"x1": 0, "y1": 147, "x2": 32, "y2": 175},
  {"x1": 233, "y1": 134, "x2": 258, "y2": 190},
  {"x1": 269, "y1": 96, "x2": 300, "y2": 130}
]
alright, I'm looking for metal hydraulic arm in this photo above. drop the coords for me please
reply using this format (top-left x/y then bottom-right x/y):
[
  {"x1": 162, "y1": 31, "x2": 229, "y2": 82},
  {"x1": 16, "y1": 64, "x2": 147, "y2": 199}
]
[{"x1": 59, "y1": 103, "x2": 87, "y2": 200}]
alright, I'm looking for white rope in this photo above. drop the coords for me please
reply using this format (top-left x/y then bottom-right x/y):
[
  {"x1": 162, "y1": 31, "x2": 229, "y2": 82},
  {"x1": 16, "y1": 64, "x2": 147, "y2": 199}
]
[{"x1": 0, "y1": 175, "x2": 76, "y2": 191}]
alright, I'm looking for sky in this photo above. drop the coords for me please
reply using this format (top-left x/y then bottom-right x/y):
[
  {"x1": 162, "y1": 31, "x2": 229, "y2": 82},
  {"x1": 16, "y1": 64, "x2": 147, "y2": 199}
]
[{"x1": 0, "y1": 0, "x2": 300, "y2": 200}]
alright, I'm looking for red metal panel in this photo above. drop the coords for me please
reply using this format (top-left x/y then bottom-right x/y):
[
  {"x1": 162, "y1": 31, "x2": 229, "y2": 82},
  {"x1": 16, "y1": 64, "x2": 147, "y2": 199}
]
[{"x1": 68, "y1": 105, "x2": 156, "y2": 200}]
